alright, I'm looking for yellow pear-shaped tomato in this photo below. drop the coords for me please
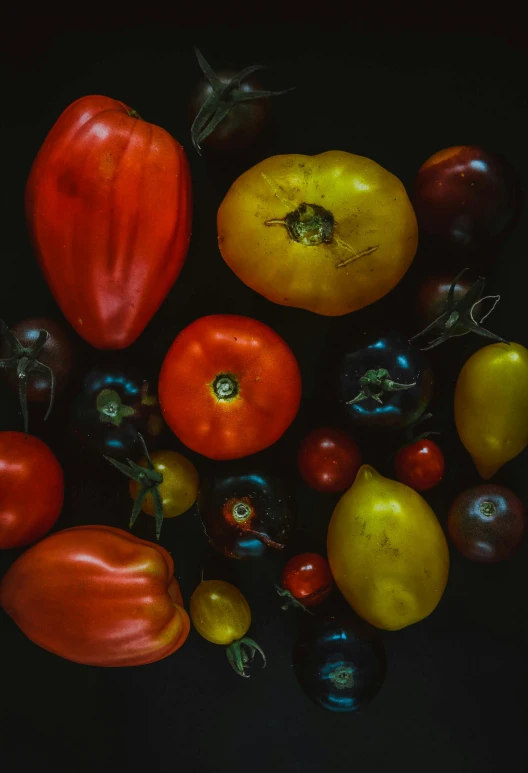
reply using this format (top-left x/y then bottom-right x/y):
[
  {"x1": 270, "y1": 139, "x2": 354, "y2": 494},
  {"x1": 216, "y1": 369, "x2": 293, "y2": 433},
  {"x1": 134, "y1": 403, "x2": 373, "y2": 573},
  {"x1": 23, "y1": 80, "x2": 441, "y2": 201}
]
[
  {"x1": 327, "y1": 465, "x2": 449, "y2": 631},
  {"x1": 454, "y1": 342, "x2": 528, "y2": 479},
  {"x1": 217, "y1": 151, "x2": 418, "y2": 316}
]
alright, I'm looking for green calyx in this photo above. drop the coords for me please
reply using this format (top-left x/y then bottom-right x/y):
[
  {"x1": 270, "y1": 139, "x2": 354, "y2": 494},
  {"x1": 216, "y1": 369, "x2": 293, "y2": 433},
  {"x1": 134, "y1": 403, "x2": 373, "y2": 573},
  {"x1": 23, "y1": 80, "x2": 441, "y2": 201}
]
[
  {"x1": 105, "y1": 434, "x2": 165, "y2": 540},
  {"x1": 190, "y1": 47, "x2": 294, "y2": 154},
  {"x1": 275, "y1": 585, "x2": 313, "y2": 615},
  {"x1": 410, "y1": 268, "x2": 510, "y2": 351},
  {"x1": 226, "y1": 637, "x2": 266, "y2": 678},
  {"x1": 330, "y1": 665, "x2": 355, "y2": 690},
  {"x1": 0, "y1": 318, "x2": 55, "y2": 434},
  {"x1": 265, "y1": 203, "x2": 335, "y2": 246},
  {"x1": 96, "y1": 389, "x2": 135, "y2": 427},
  {"x1": 347, "y1": 368, "x2": 416, "y2": 406}
]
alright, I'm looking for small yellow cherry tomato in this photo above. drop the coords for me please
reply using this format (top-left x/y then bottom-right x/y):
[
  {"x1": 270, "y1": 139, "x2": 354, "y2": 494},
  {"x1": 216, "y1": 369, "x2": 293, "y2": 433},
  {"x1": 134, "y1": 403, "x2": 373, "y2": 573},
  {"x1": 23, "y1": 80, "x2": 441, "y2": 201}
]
[
  {"x1": 190, "y1": 580, "x2": 265, "y2": 677},
  {"x1": 129, "y1": 450, "x2": 199, "y2": 519},
  {"x1": 454, "y1": 342, "x2": 528, "y2": 479},
  {"x1": 327, "y1": 465, "x2": 449, "y2": 631},
  {"x1": 217, "y1": 151, "x2": 418, "y2": 316}
]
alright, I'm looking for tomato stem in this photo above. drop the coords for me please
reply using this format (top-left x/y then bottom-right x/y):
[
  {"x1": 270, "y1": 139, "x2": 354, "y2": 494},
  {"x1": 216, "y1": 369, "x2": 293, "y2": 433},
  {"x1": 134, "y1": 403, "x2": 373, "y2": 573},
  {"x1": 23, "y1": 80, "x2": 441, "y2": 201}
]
[
  {"x1": 212, "y1": 373, "x2": 239, "y2": 401},
  {"x1": 226, "y1": 637, "x2": 266, "y2": 677},
  {"x1": 265, "y1": 203, "x2": 334, "y2": 246},
  {"x1": 0, "y1": 318, "x2": 56, "y2": 434},
  {"x1": 275, "y1": 585, "x2": 313, "y2": 614},
  {"x1": 410, "y1": 269, "x2": 509, "y2": 350},
  {"x1": 347, "y1": 368, "x2": 416, "y2": 406}
]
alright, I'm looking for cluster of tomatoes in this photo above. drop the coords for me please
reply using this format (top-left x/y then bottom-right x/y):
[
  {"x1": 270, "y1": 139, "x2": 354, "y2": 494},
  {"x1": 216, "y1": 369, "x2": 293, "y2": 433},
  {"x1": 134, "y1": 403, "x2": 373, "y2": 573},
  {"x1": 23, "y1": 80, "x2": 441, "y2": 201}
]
[{"x1": 0, "y1": 50, "x2": 527, "y2": 713}]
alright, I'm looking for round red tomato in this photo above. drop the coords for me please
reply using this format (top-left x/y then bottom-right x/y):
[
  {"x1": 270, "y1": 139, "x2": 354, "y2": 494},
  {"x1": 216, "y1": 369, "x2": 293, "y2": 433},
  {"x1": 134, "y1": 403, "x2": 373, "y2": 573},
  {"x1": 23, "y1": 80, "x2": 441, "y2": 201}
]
[
  {"x1": 0, "y1": 431, "x2": 64, "y2": 549},
  {"x1": 158, "y1": 315, "x2": 301, "y2": 460},
  {"x1": 298, "y1": 427, "x2": 362, "y2": 493},
  {"x1": 394, "y1": 439, "x2": 445, "y2": 491},
  {"x1": 280, "y1": 553, "x2": 333, "y2": 608}
]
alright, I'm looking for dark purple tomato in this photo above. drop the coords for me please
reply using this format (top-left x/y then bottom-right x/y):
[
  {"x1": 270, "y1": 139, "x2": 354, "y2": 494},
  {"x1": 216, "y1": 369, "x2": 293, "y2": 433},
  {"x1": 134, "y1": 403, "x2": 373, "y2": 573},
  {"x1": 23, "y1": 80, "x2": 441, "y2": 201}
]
[
  {"x1": 189, "y1": 70, "x2": 272, "y2": 153},
  {"x1": 293, "y1": 613, "x2": 386, "y2": 713},
  {"x1": 0, "y1": 317, "x2": 73, "y2": 432},
  {"x1": 448, "y1": 484, "x2": 526, "y2": 562},
  {"x1": 416, "y1": 274, "x2": 481, "y2": 329},
  {"x1": 297, "y1": 427, "x2": 362, "y2": 494},
  {"x1": 413, "y1": 145, "x2": 522, "y2": 254},
  {"x1": 198, "y1": 469, "x2": 294, "y2": 559}
]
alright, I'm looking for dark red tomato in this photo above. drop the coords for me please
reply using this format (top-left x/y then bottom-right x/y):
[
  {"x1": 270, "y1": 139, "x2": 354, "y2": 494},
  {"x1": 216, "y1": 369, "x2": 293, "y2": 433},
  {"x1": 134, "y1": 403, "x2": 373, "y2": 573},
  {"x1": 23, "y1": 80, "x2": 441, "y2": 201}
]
[
  {"x1": 413, "y1": 145, "x2": 522, "y2": 256},
  {"x1": 280, "y1": 553, "x2": 333, "y2": 608},
  {"x1": 188, "y1": 49, "x2": 291, "y2": 154},
  {"x1": 448, "y1": 484, "x2": 526, "y2": 562},
  {"x1": 298, "y1": 427, "x2": 362, "y2": 494},
  {"x1": 0, "y1": 431, "x2": 64, "y2": 549},
  {"x1": 416, "y1": 274, "x2": 481, "y2": 329},
  {"x1": 394, "y1": 439, "x2": 445, "y2": 491}
]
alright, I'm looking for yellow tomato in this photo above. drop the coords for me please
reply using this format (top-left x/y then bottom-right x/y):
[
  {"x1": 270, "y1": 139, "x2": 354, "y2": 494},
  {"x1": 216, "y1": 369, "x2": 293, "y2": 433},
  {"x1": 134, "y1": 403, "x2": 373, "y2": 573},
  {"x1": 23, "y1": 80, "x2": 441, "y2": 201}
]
[
  {"x1": 190, "y1": 580, "x2": 251, "y2": 645},
  {"x1": 454, "y1": 342, "x2": 528, "y2": 479},
  {"x1": 327, "y1": 465, "x2": 449, "y2": 631},
  {"x1": 129, "y1": 450, "x2": 199, "y2": 518},
  {"x1": 217, "y1": 151, "x2": 418, "y2": 316}
]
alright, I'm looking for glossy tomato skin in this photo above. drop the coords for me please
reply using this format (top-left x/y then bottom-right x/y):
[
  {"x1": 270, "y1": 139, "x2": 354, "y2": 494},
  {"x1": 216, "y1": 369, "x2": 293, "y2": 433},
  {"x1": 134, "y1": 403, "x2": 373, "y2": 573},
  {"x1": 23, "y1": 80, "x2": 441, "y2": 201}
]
[
  {"x1": 190, "y1": 580, "x2": 250, "y2": 645},
  {"x1": 71, "y1": 366, "x2": 164, "y2": 459},
  {"x1": 297, "y1": 427, "x2": 362, "y2": 493},
  {"x1": 327, "y1": 465, "x2": 449, "y2": 630},
  {"x1": 130, "y1": 450, "x2": 199, "y2": 519},
  {"x1": 448, "y1": 485, "x2": 526, "y2": 562},
  {"x1": 25, "y1": 95, "x2": 192, "y2": 349},
  {"x1": 281, "y1": 553, "x2": 333, "y2": 607},
  {"x1": 158, "y1": 315, "x2": 301, "y2": 460},
  {"x1": 0, "y1": 432, "x2": 64, "y2": 549},
  {"x1": 293, "y1": 613, "x2": 386, "y2": 712},
  {"x1": 0, "y1": 317, "x2": 73, "y2": 402},
  {"x1": 217, "y1": 151, "x2": 418, "y2": 316},
  {"x1": 199, "y1": 469, "x2": 293, "y2": 559},
  {"x1": 413, "y1": 145, "x2": 522, "y2": 254},
  {"x1": 339, "y1": 333, "x2": 434, "y2": 430},
  {"x1": 0, "y1": 525, "x2": 190, "y2": 666},
  {"x1": 455, "y1": 342, "x2": 528, "y2": 478},
  {"x1": 394, "y1": 439, "x2": 445, "y2": 491},
  {"x1": 189, "y1": 71, "x2": 271, "y2": 153}
]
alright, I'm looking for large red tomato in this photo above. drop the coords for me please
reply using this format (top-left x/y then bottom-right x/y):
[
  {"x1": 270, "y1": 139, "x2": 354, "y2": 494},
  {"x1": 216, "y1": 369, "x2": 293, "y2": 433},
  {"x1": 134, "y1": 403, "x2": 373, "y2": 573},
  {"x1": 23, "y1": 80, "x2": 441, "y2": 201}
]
[
  {"x1": 0, "y1": 431, "x2": 64, "y2": 549},
  {"x1": 0, "y1": 525, "x2": 190, "y2": 666},
  {"x1": 158, "y1": 314, "x2": 302, "y2": 460},
  {"x1": 25, "y1": 95, "x2": 192, "y2": 350}
]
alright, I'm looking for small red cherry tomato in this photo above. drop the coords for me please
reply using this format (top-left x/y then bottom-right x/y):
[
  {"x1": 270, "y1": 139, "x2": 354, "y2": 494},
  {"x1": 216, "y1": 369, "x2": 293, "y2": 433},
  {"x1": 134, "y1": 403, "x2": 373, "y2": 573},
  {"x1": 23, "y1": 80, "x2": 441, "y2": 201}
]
[
  {"x1": 297, "y1": 427, "x2": 362, "y2": 493},
  {"x1": 280, "y1": 553, "x2": 333, "y2": 608},
  {"x1": 394, "y1": 439, "x2": 445, "y2": 491},
  {"x1": 448, "y1": 484, "x2": 526, "y2": 562}
]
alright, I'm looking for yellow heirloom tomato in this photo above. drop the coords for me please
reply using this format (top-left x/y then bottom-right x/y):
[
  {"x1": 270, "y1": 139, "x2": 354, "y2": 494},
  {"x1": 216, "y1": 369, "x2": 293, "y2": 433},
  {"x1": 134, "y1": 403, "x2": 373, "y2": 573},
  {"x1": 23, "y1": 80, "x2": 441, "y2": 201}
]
[
  {"x1": 454, "y1": 342, "x2": 528, "y2": 479},
  {"x1": 217, "y1": 151, "x2": 418, "y2": 316},
  {"x1": 327, "y1": 465, "x2": 449, "y2": 631}
]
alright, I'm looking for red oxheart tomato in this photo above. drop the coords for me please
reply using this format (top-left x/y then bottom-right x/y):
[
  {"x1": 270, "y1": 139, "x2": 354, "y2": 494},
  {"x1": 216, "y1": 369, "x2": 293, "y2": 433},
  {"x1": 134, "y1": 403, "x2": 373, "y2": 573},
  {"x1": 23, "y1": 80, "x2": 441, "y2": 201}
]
[
  {"x1": 158, "y1": 315, "x2": 301, "y2": 460},
  {"x1": 0, "y1": 525, "x2": 190, "y2": 666},
  {"x1": 394, "y1": 439, "x2": 445, "y2": 491},
  {"x1": 298, "y1": 427, "x2": 362, "y2": 493},
  {"x1": 281, "y1": 553, "x2": 333, "y2": 608},
  {"x1": 25, "y1": 95, "x2": 192, "y2": 350},
  {"x1": 0, "y1": 431, "x2": 64, "y2": 549}
]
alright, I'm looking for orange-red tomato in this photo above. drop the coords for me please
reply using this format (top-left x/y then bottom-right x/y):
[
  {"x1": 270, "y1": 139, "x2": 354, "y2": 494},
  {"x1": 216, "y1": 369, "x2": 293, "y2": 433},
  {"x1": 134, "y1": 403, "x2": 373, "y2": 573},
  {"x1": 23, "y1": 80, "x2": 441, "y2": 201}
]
[
  {"x1": 281, "y1": 553, "x2": 333, "y2": 607},
  {"x1": 394, "y1": 439, "x2": 445, "y2": 491},
  {"x1": 0, "y1": 525, "x2": 190, "y2": 666},
  {"x1": 158, "y1": 315, "x2": 301, "y2": 460}
]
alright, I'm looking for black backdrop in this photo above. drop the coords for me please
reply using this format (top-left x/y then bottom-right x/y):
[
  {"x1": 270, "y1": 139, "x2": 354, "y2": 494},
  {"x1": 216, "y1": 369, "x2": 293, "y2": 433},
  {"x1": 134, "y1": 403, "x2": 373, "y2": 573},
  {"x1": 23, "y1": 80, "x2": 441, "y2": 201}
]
[{"x1": 1, "y1": 15, "x2": 527, "y2": 773}]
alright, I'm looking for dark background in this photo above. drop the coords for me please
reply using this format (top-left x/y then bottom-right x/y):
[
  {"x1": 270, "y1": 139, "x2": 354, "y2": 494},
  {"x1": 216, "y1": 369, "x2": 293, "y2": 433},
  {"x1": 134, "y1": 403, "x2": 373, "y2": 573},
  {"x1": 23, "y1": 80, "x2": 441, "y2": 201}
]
[{"x1": 1, "y1": 13, "x2": 527, "y2": 773}]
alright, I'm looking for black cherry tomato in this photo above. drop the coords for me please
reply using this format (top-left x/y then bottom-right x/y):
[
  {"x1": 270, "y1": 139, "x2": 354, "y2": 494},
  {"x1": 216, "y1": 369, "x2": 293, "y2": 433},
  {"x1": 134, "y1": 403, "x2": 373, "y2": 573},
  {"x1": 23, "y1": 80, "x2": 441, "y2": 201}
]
[
  {"x1": 279, "y1": 553, "x2": 333, "y2": 610},
  {"x1": 413, "y1": 145, "x2": 522, "y2": 256},
  {"x1": 394, "y1": 439, "x2": 445, "y2": 491},
  {"x1": 448, "y1": 484, "x2": 526, "y2": 562},
  {"x1": 297, "y1": 427, "x2": 362, "y2": 494}
]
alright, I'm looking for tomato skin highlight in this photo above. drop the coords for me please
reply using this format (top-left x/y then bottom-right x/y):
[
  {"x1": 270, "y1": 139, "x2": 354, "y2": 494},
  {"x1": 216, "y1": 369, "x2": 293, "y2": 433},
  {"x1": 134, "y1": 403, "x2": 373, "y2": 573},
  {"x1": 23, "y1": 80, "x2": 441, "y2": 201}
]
[
  {"x1": 281, "y1": 553, "x2": 333, "y2": 607},
  {"x1": 0, "y1": 525, "x2": 190, "y2": 666},
  {"x1": 0, "y1": 431, "x2": 64, "y2": 549},
  {"x1": 25, "y1": 95, "x2": 192, "y2": 350},
  {"x1": 394, "y1": 439, "x2": 445, "y2": 491},
  {"x1": 448, "y1": 485, "x2": 526, "y2": 562},
  {"x1": 297, "y1": 427, "x2": 362, "y2": 493},
  {"x1": 158, "y1": 314, "x2": 302, "y2": 460}
]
